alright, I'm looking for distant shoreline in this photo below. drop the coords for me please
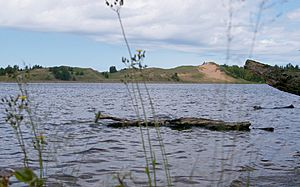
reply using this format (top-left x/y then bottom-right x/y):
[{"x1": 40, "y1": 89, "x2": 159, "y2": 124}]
[
  {"x1": 0, "y1": 62, "x2": 265, "y2": 84},
  {"x1": 0, "y1": 80, "x2": 263, "y2": 84}
]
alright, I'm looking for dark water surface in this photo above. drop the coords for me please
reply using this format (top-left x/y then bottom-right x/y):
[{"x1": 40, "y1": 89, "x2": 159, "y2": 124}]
[{"x1": 0, "y1": 83, "x2": 299, "y2": 186}]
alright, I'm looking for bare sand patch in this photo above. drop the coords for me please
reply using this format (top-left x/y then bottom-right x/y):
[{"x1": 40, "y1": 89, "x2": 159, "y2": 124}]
[{"x1": 198, "y1": 62, "x2": 236, "y2": 82}]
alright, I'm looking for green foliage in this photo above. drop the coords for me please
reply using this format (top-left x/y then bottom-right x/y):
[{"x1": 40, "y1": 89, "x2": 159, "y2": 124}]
[
  {"x1": 15, "y1": 168, "x2": 43, "y2": 187},
  {"x1": 0, "y1": 65, "x2": 44, "y2": 77},
  {"x1": 102, "y1": 72, "x2": 109, "y2": 78},
  {"x1": 0, "y1": 65, "x2": 21, "y2": 76},
  {"x1": 113, "y1": 172, "x2": 131, "y2": 187},
  {"x1": 75, "y1": 71, "x2": 84, "y2": 76},
  {"x1": 221, "y1": 64, "x2": 265, "y2": 83},
  {"x1": 1, "y1": 77, "x2": 46, "y2": 185},
  {"x1": 49, "y1": 66, "x2": 71, "y2": 80},
  {"x1": 275, "y1": 63, "x2": 300, "y2": 71},
  {"x1": 171, "y1": 72, "x2": 180, "y2": 81},
  {"x1": 68, "y1": 67, "x2": 74, "y2": 73},
  {"x1": 0, "y1": 65, "x2": 16, "y2": 75},
  {"x1": 0, "y1": 68, "x2": 5, "y2": 76},
  {"x1": 109, "y1": 66, "x2": 118, "y2": 73},
  {"x1": 2, "y1": 94, "x2": 29, "y2": 167},
  {"x1": 32, "y1": 65, "x2": 43, "y2": 70},
  {"x1": 0, "y1": 179, "x2": 5, "y2": 187}
]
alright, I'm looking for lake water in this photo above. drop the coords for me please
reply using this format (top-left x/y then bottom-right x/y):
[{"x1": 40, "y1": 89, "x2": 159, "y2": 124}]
[{"x1": 0, "y1": 83, "x2": 299, "y2": 186}]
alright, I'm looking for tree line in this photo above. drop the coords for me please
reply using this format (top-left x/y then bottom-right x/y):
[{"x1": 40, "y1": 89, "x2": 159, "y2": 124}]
[
  {"x1": 0, "y1": 65, "x2": 43, "y2": 76},
  {"x1": 0, "y1": 64, "x2": 118, "y2": 80},
  {"x1": 221, "y1": 64, "x2": 265, "y2": 83},
  {"x1": 274, "y1": 63, "x2": 299, "y2": 71},
  {"x1": 221, "y1": 62, "x2": 299, "y2": 83}
]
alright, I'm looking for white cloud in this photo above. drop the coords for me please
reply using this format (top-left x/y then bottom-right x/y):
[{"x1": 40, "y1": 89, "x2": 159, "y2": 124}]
[
  {"x1": 288, "y1": 8, "x2": 300, "y2": 20},
  {"x1": 0, "y1": 0, "x2": 299, "y2": 65}
]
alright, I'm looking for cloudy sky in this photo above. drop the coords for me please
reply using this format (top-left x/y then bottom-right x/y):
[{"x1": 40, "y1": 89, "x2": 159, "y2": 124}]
[{"x1": 0, "y1": 0, "x2": 299, "y2": 71}]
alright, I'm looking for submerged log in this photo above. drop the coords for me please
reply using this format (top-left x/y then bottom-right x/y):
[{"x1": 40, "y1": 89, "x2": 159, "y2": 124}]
[
  {"x1": 253, "y1": 104, "x2": 295, "y2": 110},
  {"x1": 254, "y1": 127, "x2": 274, "y2": 132},
  {"x1": 95, "y1": 113, "x2": 251, "y2": 131},
  {"x1": 245, "y1": 59, "x2": 300, "y2": 96}
]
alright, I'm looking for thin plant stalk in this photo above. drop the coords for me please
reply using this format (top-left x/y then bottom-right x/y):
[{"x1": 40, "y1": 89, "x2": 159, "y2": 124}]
[
  {"x1": 124, "y1": 81, "x2": 154, "y2": 185},
  {"x1": 114, "y1": 5, "x2": 156, "y2": 186},
  {"x1": 249, "y1": 0, "x2": 266, "y2": 58},
  {"x1": 106, "y1": 1, "x2": 172, "y2": 186},
  {"x1": 142, "y1": 81, "x2": 172, "y2": 185},
  {"x1": 18, "y1": 77, "x2": 45, "y2": 181},
  {"x1": 15, "y1": 119, "x2": 29, "y2": 168},
  {"x1": 117, "y1": 11, "x2": 133, "y2": 59},
  {"x1": 134, "y1": 81, "x2": 157, "y2": 187},
  {"x1": 226, "y1": 0, "x2": 233, "y2": 64},
  {"x1": 2, "y1": 75, "x2": 45, "y2": 186}
]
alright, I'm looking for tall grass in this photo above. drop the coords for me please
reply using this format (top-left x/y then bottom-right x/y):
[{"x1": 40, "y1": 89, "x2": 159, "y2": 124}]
[
  {"x1": 105, "y1": 0, "x2": 172, "y2": 186},
  {"x1": 1, "y1": 75, "x2": 46, "y2": 186}
]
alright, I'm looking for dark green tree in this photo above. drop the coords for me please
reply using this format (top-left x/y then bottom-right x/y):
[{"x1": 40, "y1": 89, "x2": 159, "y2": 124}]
[
  {"x1": 13, "y1": 65, "x2": 20, "y2": 71},
  {"x1": 49, "y1": 66, "x2": 71, "y2": 80},
  {"x1": 0, "y1": 67, "x2": 5, "y2": 76},
  {"x1": 221, "y1": 64, "x2": 265, "y2": 83},
  {"x1": 102, "y1": 72, "x2": 109, "y2": 78},
  {"x1": 109, "y1": 66, "x2": 118, "y2": 73},
  {"x1": 171, "y1": 72, "x2": 180, "y2": 81},
  {"x1": 5, "y1": 65, "x2": 15, "y2": 75},
  {"x1": 32, "y1": 65, "x2": 43, "y2": 69}
]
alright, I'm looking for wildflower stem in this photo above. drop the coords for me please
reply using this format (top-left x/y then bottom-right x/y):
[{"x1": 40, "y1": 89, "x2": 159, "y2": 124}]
[
  {"x1": 143, "y1": 81, "x2": 172, "y2": 186},
  {"x1": 135, "y1": 81, "x2": 157, "y2": 187},
  {"x1": 117, "y1": 11, "x2": 133, "y2": 60},
  {"x1": 115, "y1": 7, "x2": 155, "y2": 186}
]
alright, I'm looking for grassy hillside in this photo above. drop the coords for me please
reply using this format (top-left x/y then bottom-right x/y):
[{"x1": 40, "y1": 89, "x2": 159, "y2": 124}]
[
  {"x1": 0, "y1": 63, "x2": 260, "y2": 83},
  {"x1": 220, "y1": 64, "x2": 265, "y2": 83},
  {"x1": 107, "y1": 66, "x2": 204, "y2": 82}
]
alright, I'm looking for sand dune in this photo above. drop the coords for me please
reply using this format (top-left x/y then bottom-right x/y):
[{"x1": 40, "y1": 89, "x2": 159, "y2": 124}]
[{"x1": 198, "y1": 62, "x2": 236, "y2": 83}]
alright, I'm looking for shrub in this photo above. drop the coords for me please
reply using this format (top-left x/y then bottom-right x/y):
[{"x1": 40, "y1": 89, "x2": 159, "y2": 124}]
[
  {"x1": 171, "y1": 72, "x2": 180, "y2": 81},
  {"x1": 221, "y1": 64, "x2": 265, "y2": 83},
  {"x1": 49, "y1": 66, "x2": 71, "y2": 81},
  {"x1": 109, "y1": 66, "x2": 118, "y2": 73},
  {"x1": 102, "y1": 72, "x2": 109, "y2": 78}
]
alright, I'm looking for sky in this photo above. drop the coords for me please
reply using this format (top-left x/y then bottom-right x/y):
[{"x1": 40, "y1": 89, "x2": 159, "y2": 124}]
[{"x1": 0, "y1": 0, "x2": 299, "y2": 71}]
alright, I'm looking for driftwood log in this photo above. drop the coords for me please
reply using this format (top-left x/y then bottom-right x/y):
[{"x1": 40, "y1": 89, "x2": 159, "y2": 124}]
[
  {"x1": 95, "y1": 113, "x2": 251, "y2": 131},
  {"x1": 253, "y1": 104, "x2": 294, "y2": 110}
]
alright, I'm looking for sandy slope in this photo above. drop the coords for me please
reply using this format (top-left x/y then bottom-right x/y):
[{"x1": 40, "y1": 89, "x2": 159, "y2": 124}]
[{"x1": 197, "y1": 62, "x2": 237, "y2": 83}]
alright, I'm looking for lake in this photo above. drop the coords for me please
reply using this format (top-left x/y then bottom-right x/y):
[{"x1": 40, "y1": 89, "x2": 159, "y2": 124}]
[{"x1": 0, "y1": 83, "x2": 299, "y2": 186}]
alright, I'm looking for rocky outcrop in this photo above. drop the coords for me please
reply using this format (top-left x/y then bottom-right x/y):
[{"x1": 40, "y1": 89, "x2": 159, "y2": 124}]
[{"x1": 245, "y1": 59, "x2": 300, "y2": 96}]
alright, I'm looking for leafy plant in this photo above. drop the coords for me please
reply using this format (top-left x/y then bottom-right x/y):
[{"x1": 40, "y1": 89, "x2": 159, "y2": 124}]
[
  {"x1": 15, "y1": 168, "x2": 43, "y2": 187},
  {"x1": 1, "y1": 75, "x2": 46, "y2": 186}
]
